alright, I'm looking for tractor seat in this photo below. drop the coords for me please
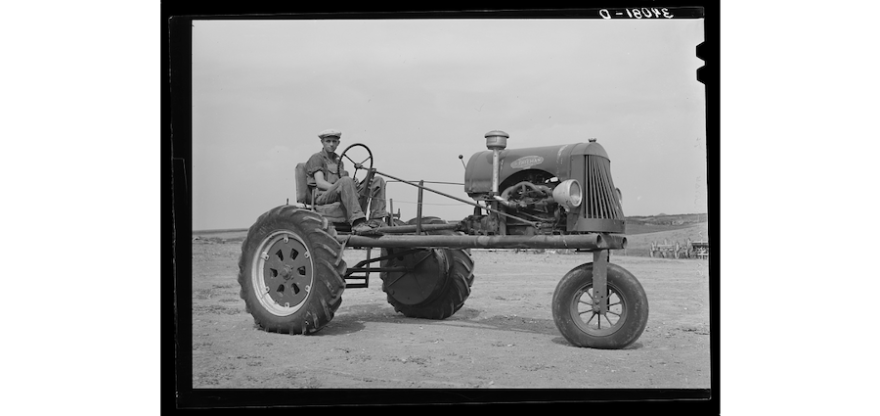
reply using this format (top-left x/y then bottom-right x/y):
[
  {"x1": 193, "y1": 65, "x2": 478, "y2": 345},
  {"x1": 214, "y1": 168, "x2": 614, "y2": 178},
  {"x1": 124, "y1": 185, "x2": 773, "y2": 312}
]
[{"x1": 294, "y1": 163, "x2": 348, "y2": 224}]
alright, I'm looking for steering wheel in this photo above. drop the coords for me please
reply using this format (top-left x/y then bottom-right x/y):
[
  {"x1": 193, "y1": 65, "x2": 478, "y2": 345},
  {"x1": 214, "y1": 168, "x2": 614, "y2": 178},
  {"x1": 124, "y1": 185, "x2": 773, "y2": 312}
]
[{"x1": 338, "y1": 143, "x2": 374, "y2": 185}]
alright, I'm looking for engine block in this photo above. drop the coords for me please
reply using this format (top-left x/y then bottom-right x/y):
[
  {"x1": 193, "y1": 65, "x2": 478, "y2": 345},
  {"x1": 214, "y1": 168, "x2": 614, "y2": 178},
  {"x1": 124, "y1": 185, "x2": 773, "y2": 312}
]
[{"x1": 461, "y1": 135, "x2": 625, "y2": 236}]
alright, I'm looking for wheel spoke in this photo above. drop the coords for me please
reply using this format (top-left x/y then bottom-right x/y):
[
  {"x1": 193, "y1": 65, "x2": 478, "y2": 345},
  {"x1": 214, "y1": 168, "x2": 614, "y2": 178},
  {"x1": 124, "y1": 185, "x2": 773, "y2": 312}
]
[
  {"x1": 264, "y1": 245, "x2": 285, "y2": 265},
  {"x1": 341, "y1": 144, "x2": 373, "y2": 176},
  {"x1": 263, "y1": 263, "x2": 284, "y2": 279},
  {"x1": 287, "y1": 248, "x2": 308, "y2": 269},
  {"x1": 279, "y1": 241, "x2": 310, "y2": 285},
  {"x1": 275, "y1": 240, "x2": 297, "y2": 261},
  {"x1": 262, "y1": 270, "x2": 280, "y2": 287},
  {"x1": 584, "y1": 311, "x2": 597, "y2": 325},
  {"x1": 267, "y1": 245, "x2": 289, "y2": 267},
  {"x1": 264, "y1": 257, "x2": 284, "y2": 283},
  {"x1": 290, "y1": 266, "x2": 311, "y2": 286},
  {"x1": 603, "y1": 314, "x2": 616, "y2": 328},
  {"x1": 607, "y1": 310, "x2": 621, "y2": 317}
]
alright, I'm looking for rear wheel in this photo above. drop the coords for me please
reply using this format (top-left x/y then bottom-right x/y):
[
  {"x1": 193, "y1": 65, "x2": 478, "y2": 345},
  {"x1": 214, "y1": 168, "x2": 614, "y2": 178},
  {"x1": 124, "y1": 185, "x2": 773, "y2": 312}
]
[
  {"x1": 379, "y1": 217, "x2": 474, "y2": 319},
  {"x1": 237, "y1": 206, "x2": 346, "y2": 334},
  {"x1": 552, "y1": 263, "x2": 648, "y2": 349}
]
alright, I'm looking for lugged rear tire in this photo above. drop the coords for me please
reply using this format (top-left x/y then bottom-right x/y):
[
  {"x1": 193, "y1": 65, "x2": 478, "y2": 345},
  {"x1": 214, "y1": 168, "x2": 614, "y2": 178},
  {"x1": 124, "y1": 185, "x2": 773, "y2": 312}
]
[
  {"x1": 379, "y1": 217, "x2": 474, "y2": 319},
  {"x1": 237, "y1": 206, "x2": 346, "y2": 334}
]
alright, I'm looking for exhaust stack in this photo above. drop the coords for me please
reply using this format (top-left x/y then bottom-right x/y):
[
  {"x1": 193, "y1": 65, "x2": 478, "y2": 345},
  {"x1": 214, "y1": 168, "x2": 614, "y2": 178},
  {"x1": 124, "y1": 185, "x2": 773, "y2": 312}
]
[{"x1": 484, "y1": 130, "x2": 509, "y2": 194}]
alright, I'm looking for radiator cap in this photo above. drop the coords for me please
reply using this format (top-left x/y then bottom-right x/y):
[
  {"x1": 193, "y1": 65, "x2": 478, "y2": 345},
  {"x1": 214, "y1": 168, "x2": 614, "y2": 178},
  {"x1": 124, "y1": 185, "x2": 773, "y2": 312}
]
[{"x1": 581, "y1": 138, "x2": 609, "y2": 160}]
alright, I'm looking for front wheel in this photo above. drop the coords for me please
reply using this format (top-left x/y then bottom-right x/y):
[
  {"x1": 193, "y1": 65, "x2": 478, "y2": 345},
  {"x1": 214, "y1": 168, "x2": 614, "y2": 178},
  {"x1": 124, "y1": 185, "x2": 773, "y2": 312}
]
[{"x1": 552, "y1": 263, "x2": 648, "y2": 349}]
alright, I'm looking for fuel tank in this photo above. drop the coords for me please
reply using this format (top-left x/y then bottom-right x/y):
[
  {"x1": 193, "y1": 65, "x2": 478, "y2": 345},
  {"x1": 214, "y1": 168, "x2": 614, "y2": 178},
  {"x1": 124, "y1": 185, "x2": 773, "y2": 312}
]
[{"x1": 464, "y1": 143, "x2": 591, "y2": 195}]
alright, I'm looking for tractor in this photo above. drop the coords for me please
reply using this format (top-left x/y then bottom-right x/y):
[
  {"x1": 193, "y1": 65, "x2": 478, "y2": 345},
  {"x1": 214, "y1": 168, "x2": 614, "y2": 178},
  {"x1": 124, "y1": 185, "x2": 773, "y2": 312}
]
[{"x1": 237, "y1": 131, "x2": 648, "y2": 349}]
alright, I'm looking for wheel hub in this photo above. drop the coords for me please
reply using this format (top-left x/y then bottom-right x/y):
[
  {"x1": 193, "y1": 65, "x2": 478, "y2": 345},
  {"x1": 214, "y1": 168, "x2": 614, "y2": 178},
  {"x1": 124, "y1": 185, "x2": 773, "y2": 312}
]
[
  {"x1": 572, "y1": 284, "x2": 627, "y2": 336},
  {"x1": 252, "y1": 231, "x2": 315, "y2": 316},
  {"x1": 280, "y1": 265, "x2": 295, "y2": 280}
]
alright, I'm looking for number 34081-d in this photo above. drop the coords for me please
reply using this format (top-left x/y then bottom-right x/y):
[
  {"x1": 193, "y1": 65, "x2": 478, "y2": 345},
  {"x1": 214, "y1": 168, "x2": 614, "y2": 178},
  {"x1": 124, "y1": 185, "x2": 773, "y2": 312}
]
[{"x1": 599, "y1": 8, "x2": 675, "y2": 19}]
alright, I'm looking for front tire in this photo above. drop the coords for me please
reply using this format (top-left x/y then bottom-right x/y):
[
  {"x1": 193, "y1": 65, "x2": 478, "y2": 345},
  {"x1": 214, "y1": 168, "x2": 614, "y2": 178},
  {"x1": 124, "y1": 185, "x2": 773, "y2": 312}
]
[
  {"x1": 237, "y1": 206, "x2": 346, "y2": 334},
  {"x1": 552, "y1": 263, "x2": 648, "y2": 349}
]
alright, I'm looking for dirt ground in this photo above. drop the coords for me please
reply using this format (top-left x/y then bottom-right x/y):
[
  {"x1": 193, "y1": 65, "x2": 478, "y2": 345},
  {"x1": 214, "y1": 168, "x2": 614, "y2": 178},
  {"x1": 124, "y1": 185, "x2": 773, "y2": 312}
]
[{"x1": 191, "y1": 238, "x2": 711, "y2": 390}]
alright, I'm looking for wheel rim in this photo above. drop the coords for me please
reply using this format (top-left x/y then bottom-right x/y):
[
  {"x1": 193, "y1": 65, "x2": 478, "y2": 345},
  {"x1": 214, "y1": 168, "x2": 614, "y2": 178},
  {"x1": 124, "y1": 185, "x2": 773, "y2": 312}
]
[
  {"x1": 251, "y1": 230, "x2": 315, "y2": 316},
  {"x1": 569, "y1": 282, "x2": 628, "y2": 336}
]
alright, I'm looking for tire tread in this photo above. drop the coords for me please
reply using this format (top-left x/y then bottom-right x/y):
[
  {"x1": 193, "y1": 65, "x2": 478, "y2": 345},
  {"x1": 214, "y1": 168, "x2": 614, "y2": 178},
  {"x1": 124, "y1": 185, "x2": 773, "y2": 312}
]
[{"x1": 237, "y1": 206, "x2": 346, "y2": 335}]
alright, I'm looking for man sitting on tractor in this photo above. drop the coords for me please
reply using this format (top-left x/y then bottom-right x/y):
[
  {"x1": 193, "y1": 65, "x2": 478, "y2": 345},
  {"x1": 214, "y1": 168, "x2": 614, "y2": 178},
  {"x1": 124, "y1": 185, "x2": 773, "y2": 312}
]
[{"x1": 306, "y1": 129, "x2": 388, "y2": 235}]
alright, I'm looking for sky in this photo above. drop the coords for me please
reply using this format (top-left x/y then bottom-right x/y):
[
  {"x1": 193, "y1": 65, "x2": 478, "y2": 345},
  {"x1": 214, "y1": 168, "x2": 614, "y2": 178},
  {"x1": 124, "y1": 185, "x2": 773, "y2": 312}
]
[{"x1": 192, "y1": 18, "x2": 706, "y2": 230}]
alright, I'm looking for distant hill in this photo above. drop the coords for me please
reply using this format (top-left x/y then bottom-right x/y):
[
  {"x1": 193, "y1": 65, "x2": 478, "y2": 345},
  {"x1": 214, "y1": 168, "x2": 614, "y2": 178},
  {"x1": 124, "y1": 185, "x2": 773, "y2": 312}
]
[
  {"x1": 606, "y1": 213, "x2": 709, "y2": 257},
  {"x1": 625, "y1": 213, "x2": 707, "y2": 233}
]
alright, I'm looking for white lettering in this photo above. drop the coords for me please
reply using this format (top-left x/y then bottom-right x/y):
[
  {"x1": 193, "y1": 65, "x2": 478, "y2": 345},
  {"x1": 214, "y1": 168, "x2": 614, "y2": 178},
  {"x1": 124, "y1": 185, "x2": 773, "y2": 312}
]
[
  {"x1": 662, "y1": 8, "x2": 674, "y2": 18},
  {"x1": 599, "y1": 9, "x2": 611, "y2": 19}
]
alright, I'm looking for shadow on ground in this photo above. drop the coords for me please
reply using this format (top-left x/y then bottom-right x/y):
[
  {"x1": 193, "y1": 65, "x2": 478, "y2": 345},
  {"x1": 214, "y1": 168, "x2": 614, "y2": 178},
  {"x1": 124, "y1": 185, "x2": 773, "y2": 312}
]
[{"x1": 320, "y1": 303, "x2": 560, "y2": 337}]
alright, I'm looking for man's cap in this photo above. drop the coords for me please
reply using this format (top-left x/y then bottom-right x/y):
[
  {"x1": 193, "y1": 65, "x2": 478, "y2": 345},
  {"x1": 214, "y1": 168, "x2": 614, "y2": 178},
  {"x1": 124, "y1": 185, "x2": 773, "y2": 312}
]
[{"x1": 318, "y1": 129, "x2": 342, "y2": 139}]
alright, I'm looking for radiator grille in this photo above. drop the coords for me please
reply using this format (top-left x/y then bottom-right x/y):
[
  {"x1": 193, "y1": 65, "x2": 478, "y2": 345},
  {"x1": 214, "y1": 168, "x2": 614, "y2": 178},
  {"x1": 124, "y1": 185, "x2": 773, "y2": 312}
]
[{"x1": 585, "y1": 154, "x2": 624, "y2": 221}]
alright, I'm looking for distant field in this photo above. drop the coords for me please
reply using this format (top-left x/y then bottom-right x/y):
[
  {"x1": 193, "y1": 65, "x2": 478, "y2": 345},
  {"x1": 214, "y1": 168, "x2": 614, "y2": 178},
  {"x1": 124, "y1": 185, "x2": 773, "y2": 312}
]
[
  {"x1": 624, "y1": 222, "x2": 702, "y2": 235},
  {"x1": 192, "y1": 229, "x2": 248, "y2": 242},
  {"x1": 617, "y1": 222, "x2": 709, "y2": 258}
]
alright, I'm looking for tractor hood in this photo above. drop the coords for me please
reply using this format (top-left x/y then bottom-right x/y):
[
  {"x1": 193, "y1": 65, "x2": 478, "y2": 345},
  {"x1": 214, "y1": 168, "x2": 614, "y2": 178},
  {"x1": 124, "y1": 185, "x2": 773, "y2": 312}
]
[{"x1": 464, "y1": 142, "x2": 609, "y2": 195}]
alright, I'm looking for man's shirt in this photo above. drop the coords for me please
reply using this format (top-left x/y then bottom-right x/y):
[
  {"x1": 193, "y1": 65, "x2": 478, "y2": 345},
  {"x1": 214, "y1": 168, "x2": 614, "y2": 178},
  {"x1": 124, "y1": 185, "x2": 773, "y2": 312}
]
[{"x1": 305, "y1": 150, "x2": 345, "y2": 189}]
